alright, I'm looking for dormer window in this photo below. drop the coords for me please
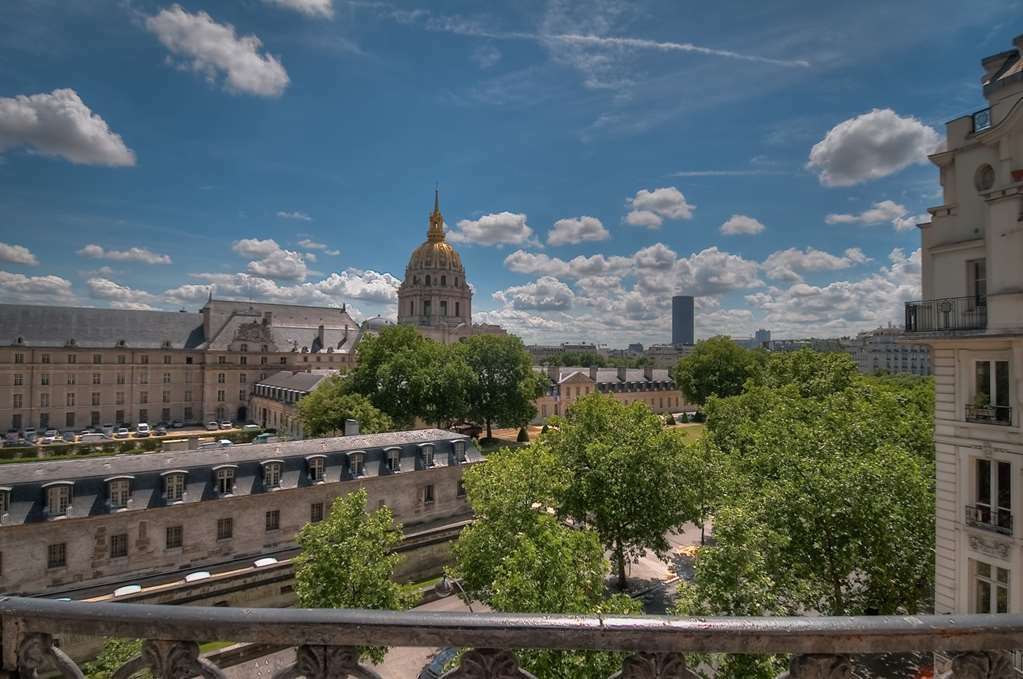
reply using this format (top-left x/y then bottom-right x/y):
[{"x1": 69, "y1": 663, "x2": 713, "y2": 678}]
[
  {"x1": 386, "y1": 448, "x2": 401, "y2": 473},
  {"x1": 263, "y1": 461, "x2": 283, "y2": 488},
  {"x1": 453, "y1": 440, "x2": 466, "y2": 464},
  {"x1": 116, "y1": 339, "x2": 126, "y2": 348},
  {"x1": 421, "y1": 445, "x2": 435, "y2": 468},
  {"x1": 45, "y1": 483, "x2": 72, "y2": 516},
  {"x1": 215, "y1": 466, "x2": 236, "y2": 495},
  {"x1": 0, "y1": 487, "x2": 10, "y2": 516},
  {"x1": 163, "y1": 471, "x2": 186, "y2": 502},
  {"x1": 107, "y1": 477, "x2": 132, "y2": 509},
  {"x1": 307, "y1": 456, "x2": 325, "y2": 483},
  {"x1": 349, "y1": 451, "x2": 365, "y2": 477}
]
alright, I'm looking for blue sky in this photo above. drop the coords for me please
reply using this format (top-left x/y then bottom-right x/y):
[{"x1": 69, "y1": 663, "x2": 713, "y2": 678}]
[{"x1": 0, "y1": 0, "x2": 1019, "y2": 346}]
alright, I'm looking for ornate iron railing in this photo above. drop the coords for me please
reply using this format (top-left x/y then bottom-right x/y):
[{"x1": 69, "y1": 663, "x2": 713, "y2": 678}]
[
  {"x1": 966, "y1": 504, "x2": 1015, "y2": 535},
  {"x1": 905, "y1": 296, "x2": 987, "y2": 333},
  {"x1": 1, "y1": 596, "x2": 1021, "y2": 678},
  {"x1": 973, "y1": 107, "x2": 993, "y2": 133},
  {"x1": 966, "y1": 404, "x2": 1013, "y2": 426}
]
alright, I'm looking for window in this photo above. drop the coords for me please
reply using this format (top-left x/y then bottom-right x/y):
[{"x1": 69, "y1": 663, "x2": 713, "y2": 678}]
[
  {"x1": 441, "y1": 275, "x2": 446, "y2": 286},
  {"x1": 218, "y1": 372, "x2": 225, "y2": 384},
  {"x1": 39, "y1": 413, "x2": 49, "y2": 429},
  {"x1": 0, "y1": 489, "x2": 9, "y2": 514},
  {"x1": 265, "y1": 509, "x2": 280, "y2": 531},
  {"x1": 310, "y1": 502, "x2": 324, "y2": 523},
  {"x1": 280, "y1": 357, "x2": 287, "y2": 364},
  {"x1": 240, "y1": 356, "x2": 248, "y2": 366},
  {"x1": 967, "y1": 259, "x2": 987, "y2": 306},
  {"x1": 453, "y1": 440, "x2": 466, "y2": 463},
  {"x1": 92, "y1": 392, "x2": 101, "y2": 406},
  {"x1": 350, "y1": 452, "x2": 365, "y2": 477},
  {"x1": 93, "y1": 372, "x2": 101, "y2": 385},
  {"x1": 140, "y1": 355, "x2": 149, "y2": 365},
  {"x1": 116, "y1": 392, "x2": 125, "y2": 405},
  {"x1": 217, "y1": 390, "x2": 225, "y2": 402},
  {"x1": 91, "y1": 411, "x2": 100, "y2": 426},
  {"x1": 40, "y1": 353, "x2": 50, "y2": 364},
  {"x1": 139, "y1": 391, "x2": 148, "y2": 404},
  {"x1": 218, "y1": 356, "x2": 226, "y2": 365},
  {"x1": 423, "y1": 484, "x2": 435, "y2": 504},
  {"x1": 138, "y1": 408, "x2": 148, "y2": 423},
  {"x1": 13, "y1": 374, "x2": 22, "y2": 386},
  {"x1": 184, "y1": 390, "x2": 192, "y2": 402},
  {"x1": 65, "y1": 393, "x2": 75, "y2": 407},
  {"x1": 457, "y1": 480, "x2": 466, "y2": 498},
  {"x1": 974, "y1": 561, "x2": 1009, "y2": 614},
  {"x1": 185, "y1": 356, "x2": 193, "y2": 365},
  {"x1": 424, "y1": 300, "x2": 431, "y2": 316},
  {"x1": 425, "y1": 274, "x2": 431, "y2": 286},
  {"x1": 308, "y1": 456, "x2": 325, "y2": 482},
  {"x1": 163, "y1": 391, "x2": 170, "y2": 404},
  {"x1": 161, "y1": 408, "x2": 170, "y2": 422},
  {"x1": 40, "y1": 374, "x2": 49, "y2": 386},
  {"x1": 183, "y1": 406, "x2": 193, "y2": 421},
  {"x1": 117, "y1": 373, "x2": 125, "y2": 385},
  {"x1": 164, "y1": 473, "x2": 185, "y2": 502},
  {"x1": 970, "y1": 359, "x2": 1011, "y2": 424},
  {"x1": 423, "y1": 445, "x2": 435, "y2": 467},
  {"x1": 973, "y1": 459, "x2": 1012, "y2": 533},
  {"x1": 386, "y1": 448, "x2": 401, "y2": 473},
  {"x1": 93, "y1": 354, "x2": 102, "y2": 364},
  {"x1": 67, "y1": 354, "x2": 76, "y2": 364},
  {"x1": 166, "y1": 525, "x2": 183, "y2": 549},
  {"x1": 239, "y1": 390, "x2": 246, "y2": 402},
  {"x1": 109, "y1": 478, "x2": 131, "y2": 508},
  {"x1": 163, "y1": 372, "x2": 171, "y2": 384},
  {"x1": 118, "y1": 354, "x2": 126, "y2": 365},
  {"x1": 455, "y1": 301, "x2": 460, "y2": 317},
  {"x1": 264, "y1": 462, "x2": 282, "y2": 488},
  {"x1": 217, "y1": 517, "x2": 233, "y2": 540},
  {"x1": 12, "y1": 394, "x2": 22, "y2": 409},
  {"x1": 163, "y1": 355, "x2": 171, "y2": 364},
  {"x1": 239, "y1": 374, "x2": 247, "y2": 384},
  {"x1": 110, "y1": 533, "x2": 128, "y2": 559},
  {"x1": 260, "y1": 356, "x2": 267, "y2": 365},
  {"x1": 140, "y1": 372, "x2": 148, "y2": 385},
  {"x1": 440, "y1": 300, "x2": 448, "y2": 317},
  {"x1": 115, "y1": 409, "x2": 124, "y2": 425},
  {"x1": 47, "y1": 543, "x2": 66, "y2": 569},
  {"x1": 67, "y1": 374, "x2": 76, "y2": 385},
  {"x1": 47, "y1": 485, "x2": 71, "y2": 516},
  {"x1": 13, "y1": 352, "x2": 24, "y2": 365},
  {"x1": 216, "y1": 467, "x2": 235, "y2": 494}
]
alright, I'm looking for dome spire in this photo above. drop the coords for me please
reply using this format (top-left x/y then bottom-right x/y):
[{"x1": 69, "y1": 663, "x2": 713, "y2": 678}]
[{"x1": 428, "y1": 185, "x2": 445, "y2": 242}]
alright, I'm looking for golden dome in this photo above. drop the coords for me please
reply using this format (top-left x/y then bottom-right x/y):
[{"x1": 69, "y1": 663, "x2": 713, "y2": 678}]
[{"x1": 405, "y1": 190, "x2": 465, "y2": 273}]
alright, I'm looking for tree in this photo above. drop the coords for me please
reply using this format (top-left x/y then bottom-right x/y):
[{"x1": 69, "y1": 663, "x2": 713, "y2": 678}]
[
  {"x1": 82, "y1": 639, "x2": 147, "y2": 679},
  {"x1": 750, "y1": 349, "x2": 859, "y2": 398},
  {"x1": 459, "y1": 334, "x2": 545, "y2": 439},
  {"x1": 294, "y1": 489, "x2": 419, "y2": 663},
  {"x1": 545, "y1": 394, "x2": 700, "y2": 589},
  {"x1": 409, "y1": 341, "x2": 474, "y2": 427},
  {"x1": 297, "y1": 377, "x2": 393, "y2": 437},
  {"x1": 670, "y1": 337, "x2": 760, "y2": 405}
]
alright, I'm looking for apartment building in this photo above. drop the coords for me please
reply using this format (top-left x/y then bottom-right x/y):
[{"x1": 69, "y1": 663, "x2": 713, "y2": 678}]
[
  {"x1": 843, "y1": 327, "x2": 931, "y2": 376},
  {"x1": 906, "y1": 35, "x2": 1023, "y2": 617},
  {"x1": 532, "y1": 366, "x2": 694, "y2": 423},
  {"x1": 0, "y1": 298, "x2": 359, "y2": 432}
]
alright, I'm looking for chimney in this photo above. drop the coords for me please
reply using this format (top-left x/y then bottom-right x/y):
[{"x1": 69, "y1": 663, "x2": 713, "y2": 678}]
[
  {"x1": 644, "y1": 366, "x2": 654, "y2": 381},
  {"x1": 546, "y1": 365, "x2": 560, "y2": 381},
  {"x1": 344, "y1": 419, "x2": 359, "y2": 436},
  {"x1": 317, "y1": 324, "x2": 325, "y2": 345},
  {"x1": 617, "y1": 366, "x2": 627, "y2": 382},
  {"x1": 589, "y1": 366, "x2": 598, "y2": 381}
]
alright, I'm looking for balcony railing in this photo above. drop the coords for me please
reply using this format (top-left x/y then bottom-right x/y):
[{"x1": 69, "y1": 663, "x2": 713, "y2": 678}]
[
  {"x1": 966, "y1": 504, "x2": 1014, "y2": 535},
  {"x1": 973, "y1": 107, "x2": 993, "y2": 133},
  {"x1": 905, "y1": 296, "x2": 987, "y2": 333},
  {"x1": 966, "y1": 403, "x2": 1013, "y2": 426},
  {"x1": 1, "y1": 596, "x2": 1022, "y2": 678}
]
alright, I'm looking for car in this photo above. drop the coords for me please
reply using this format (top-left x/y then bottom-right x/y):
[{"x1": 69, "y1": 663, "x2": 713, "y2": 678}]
[
  {"x1": 62, "y1": 431, "x2": 77, "y2": 443},
  {"x1": 171, "y1": 420, "x2": 184, "y2": 429},
  {"x1": 100, "y1": 424, "x2": 115, "y2": 436},
  {"x1": 44, "y1": 429, "x2": 59, "y2": 438},
  {"x1": 242, "y1": 423, "x2": 261, "y2": 432},
  {"x1": 418, "y1": 648, "x2": 458, "y2": 679},
  {"x1": 4, "y1": 429, "x2": 18, "y2": 442},
  {"x1": 220, "y1": 421, "x2": 233, "y2": 430},
  {"x1": 79, "y1": 432, "x2": 106, "y2": 443},
  {"x1": 135, "y1": 423, "x2": 151, "y2": 437},
  {"x1": 154, "y1": 424, "x2": 168, "y2": 436},
  {"x1": 218, "y1": 439, "x2": 233, "y2": 447},
  {"x1": 23, "y1": 427, "x2": 37, "y2": 439},
  {"x1": 205, "y1": 421, "x2": 220, "y2": 431},
  {"x1": 39, "y1": 434, "x2": 58, "y2": 444},
  {"x1": 114, "y1": 428, "x2": 131, "y2": 439}
]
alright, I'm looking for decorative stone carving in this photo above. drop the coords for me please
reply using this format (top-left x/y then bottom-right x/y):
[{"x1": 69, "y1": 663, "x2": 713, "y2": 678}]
[
  {"x1": 778, "y1": 654, "x2": 852, "y2": 679},
  {"x1": 138, "y1": 639, "x2": 226, "y2": 679},
  {"x1": 270, "y1": 645, "x2": 382, "y2": 679},
  {"x1": 17, "y1": 632, "x2": 85, "y2": 679},
  {"x1": 968, "y1": 534, "x2": 1011, "y2": 560},
  {"x1": 440, "y1": 649, "x2": 537, "y2": 678},
  {"x1": 949, "y1": 651, "x2": 1014, "y2": 678},
  {"x1": 613, "y1": 651, "x2": 698, "y2": 678},
  {"x1": 233, "y1": 320, "x2": 276, "y2": 348}
]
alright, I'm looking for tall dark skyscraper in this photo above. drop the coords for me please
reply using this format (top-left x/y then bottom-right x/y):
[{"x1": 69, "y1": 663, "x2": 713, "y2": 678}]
[{"x1": 672, "y1": 295, "x2": 694, "y2": 346}]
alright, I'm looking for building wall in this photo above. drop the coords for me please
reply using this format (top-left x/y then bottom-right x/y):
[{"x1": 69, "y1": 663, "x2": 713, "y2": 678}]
[
  {"x1": 671, "y1": 296, "x2": 694, "y2": 347},
  {"x1": 532, "y1": 371, "x2": 691, "y2": 423},
  {"x1": 0, "y1": 463, "x2": 471, "y2": 595}
]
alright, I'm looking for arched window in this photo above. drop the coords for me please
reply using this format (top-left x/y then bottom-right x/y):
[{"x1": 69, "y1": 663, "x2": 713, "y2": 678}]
[
  {"x1": 425, "y1": 274, "x2": 431, "y2": 286},
  {"x1": 441, "y1": 275, "x2": 446, "y2": 287}
]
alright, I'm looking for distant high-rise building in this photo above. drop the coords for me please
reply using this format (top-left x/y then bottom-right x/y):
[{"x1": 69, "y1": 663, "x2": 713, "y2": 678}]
[
  {"x1": 671, "y1": 295, "x2": 694, "y2": 346},
  {"x1": 754, "y1": 329, "x2": 771, "y2": 347}
]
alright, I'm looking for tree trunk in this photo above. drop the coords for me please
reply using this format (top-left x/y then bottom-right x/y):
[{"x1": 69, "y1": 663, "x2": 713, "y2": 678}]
[
  {"x1": 615, "y1": 541, "x2": 627, "y2": 591},
  {"x1": 486, "y1": 418, "x2": 492, "y2": 440}
]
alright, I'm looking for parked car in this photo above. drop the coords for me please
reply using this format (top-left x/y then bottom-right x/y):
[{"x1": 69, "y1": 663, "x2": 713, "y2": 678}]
[
  {"x1": 62, "y1": 431, "x2": 77, "y2": 442},
  {"x1": 242, "y1": 423, "x2": 261, "y2": 432},
  {"x1": 205, "y1": 421, "x2": 220, "y2": 431},
  {"x1": 79, "y1": 432, "x2": 106, "y2": 443},
  {"x1": 100, "y1": 424, "x2": 115, "y2": 436},
  {"x1": 4, "y1": 429, "x2": 18, "y2": 442},
  {"x1": 218, "y1": 439, "x2": 233, "y2": 447},
  {"x1": 154, "y1": 424, "x2": 168, "y2": 436},
  {"x1": 135, "y1": 423, "x2": 151, "y2": 437},
  {"x1": 114, "y1": 427, "x2": 130, "y2": 439},
  {"x1": 171, "y1": 420, "x2": 184, "y2": 429},
  {"x1": 418, "y1": 648, "x2": 458, "y2": 679},
  {"x1": 220, "y1": 421, "x2": 233, "y2": 430},
  {"x1": 23, "y1": 428, "x2": 37, "y2": 441}
]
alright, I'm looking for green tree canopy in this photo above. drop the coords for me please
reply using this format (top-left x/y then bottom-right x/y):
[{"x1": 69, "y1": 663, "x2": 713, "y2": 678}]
[
  {"x1": 296, "y1": 378, "x2": 393, "y2": 437},
  {"x1": 749, "y1": 348, "x2": 859, "y2": 398},
  {"x1": 294, "y1": 488, "x2": 419, "y2": 663},
  {"x1": 545, "y1": 394, "x2": 700, "y2": 589},
  {"x1": 459, "y1": 334, "x2": 545, "y2": 439},
  {"x1": 670, "y1": 336, "x2": 760, "y2": 405}
]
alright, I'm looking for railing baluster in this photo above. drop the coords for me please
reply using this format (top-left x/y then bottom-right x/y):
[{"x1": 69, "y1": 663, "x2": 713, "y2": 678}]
[
  {"x1": 613, "y1": 651, "x2": 697, "y2": 678},
  {"x1": 950, "y1": 650, "x2": 1014, "y2": 678},
  {"x1": 440, "y1": 649, "x2": 537, "y2": 678},
  {"x1": 116, "y1": 639, "x2": 227, "y2": 679},
  {"x1": 16, "y1": 632, "x2": 85, "y2": 679},
  {"x1": 271, "y1": 644, "x2": 382, "y2": 679},
  {"x1": 777, "y1": 654, "x2": 851, "y2": 678}
]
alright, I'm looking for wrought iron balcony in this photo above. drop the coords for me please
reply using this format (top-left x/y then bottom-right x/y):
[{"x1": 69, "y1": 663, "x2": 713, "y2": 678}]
[
  {"x1": 1, "y1": 596, "x2": 1021, "y2": 678},
  {"x1": 966, "y1": 404, "x2": 1013, "y2": 426},
  {"x1": 905, "y1": 296, "x2": 987, "y2": 333},
  {"x1": 973, "y1": 107, "x2": 993, "y2": 133},
  {"x1": 966, "y1": 505, "x2": 1014, "y2": 535}
]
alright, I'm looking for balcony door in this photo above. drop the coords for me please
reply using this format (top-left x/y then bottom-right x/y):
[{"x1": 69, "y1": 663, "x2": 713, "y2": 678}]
[
  {"x1": 971, "y1": 359, "x2": 1010, "y2": 424},
  {"x1": 975, "y1": 458, "x2": 1012, "y2": 533},
  {"x1": 967, "y1": 259, "x2": 987, "y2": 308}
]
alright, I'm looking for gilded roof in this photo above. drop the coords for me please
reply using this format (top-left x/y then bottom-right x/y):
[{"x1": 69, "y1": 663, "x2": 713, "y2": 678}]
[{"x1": 405, "y1": 191, "x2": 465, "y2": 273}]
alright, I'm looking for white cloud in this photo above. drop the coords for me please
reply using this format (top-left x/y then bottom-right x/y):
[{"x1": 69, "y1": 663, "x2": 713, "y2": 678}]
[
  {"x1": 162, "y1": 283, "x2": 213, "y2": 306},
  {"x1": 493, "y1": 276, "x2": 575, "y2": 311},
  {"x1": 0, "y1": 242, "x2": 38, "y2": 265},
  {"x1": 78, "y1": 244, "x2": 172, "y2": 265},
  {"x1": 471, "y1": 43, "x2": 501, "y2": 69},
  {"x1": 807, "y1": 109, "x2": 941, "y2": 186},
  {"x1": 175, "y1": 268, "x2": 400, "y2": 307},
  {"x1": 146, "y1": 5, "x2": 289, "y2": 97},
  {"x1": 825, "y1": 200, "x2": 930, "y2": 232},
  {"x1": 892, "y1": 213, "x2": 931, "y2": 231},
  {"x1": 325, "y1": 249, "x2": 341, "y2": 256},
  {"x1": 86, "y1": 277, "x2": 158, "y2": 310},
  {"x1": 264, "y1": 0, "x2": 334, "y2": 18},
  {"x1": 762, "y1": 247, "x2": 870, "y2": 283},
  {"x1": 547, "y1": 216, "x2": 609, "y2": 246},
  {"x1": 720, "y1": 214, "x2": 765, "y2": 235},
  {"x1": 447, "y1": 212, "x2": 539, "y2": 247},
  {"x1": 0, "y1": 270, "x2": 75, "y2": 304},
  {"x1": 0, "y1": 89, "x2": 135, "y2": 166},
  {"x1": 625, "y1": 187, "x2": 694, "y2": 228},
  {"x1": 504, "y1": 250, "x2": 570, "y2": 277},
  {"x1": 231, "y1": 238, "x2": 309, "y2": 280},
  {"x1": 297, "y1": 238, "x2": 326, "y2": 249},
  {"x1": 675, "y1": 247, "x2": 763, "y2": 297},
  {"x1": 278, "y1": 210, "x2": 312, "y2": 221}
]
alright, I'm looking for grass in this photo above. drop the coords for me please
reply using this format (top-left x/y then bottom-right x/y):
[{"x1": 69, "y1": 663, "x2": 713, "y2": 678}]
[
  {"x1": 199, "y1": 640, "x2": 235, "y2": 654},
  {"x1": 672, "y1": 423, "x2": 706, "y2": 440},
  {"x1": 478, "y1": 437, "x2": 526, "y2": 453}
]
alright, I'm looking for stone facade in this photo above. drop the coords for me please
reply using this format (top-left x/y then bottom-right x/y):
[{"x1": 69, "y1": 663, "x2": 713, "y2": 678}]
[
  {"x1": 841, "y1": 327, "x2": 931, "y2": 376},
  {"x1": 532, "y1": 366, "x2": 693, "y2": 423},
  {"x1": 250, "y1": 369, "x2": 338, "y2": 438},
  {"x1": 0, "y1": 429, "x2": 479, "y2": 594},
  {"x1": 0, "y1": 299, "x2": 358, "y2": 433}
]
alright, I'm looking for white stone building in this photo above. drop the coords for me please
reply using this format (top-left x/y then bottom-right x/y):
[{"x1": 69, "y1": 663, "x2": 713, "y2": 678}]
[
  {"x1": 843, "y1": 327, "x2": 931, "y2": 376},
  {"x1": 908, "y1": 35, "x2": 1023, "y2": 618}
]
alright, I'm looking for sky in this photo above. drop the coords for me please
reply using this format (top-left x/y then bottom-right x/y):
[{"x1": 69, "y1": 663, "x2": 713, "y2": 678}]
[{"x1": 0, "y1": 0, "x2": 1019, "y2": 347}]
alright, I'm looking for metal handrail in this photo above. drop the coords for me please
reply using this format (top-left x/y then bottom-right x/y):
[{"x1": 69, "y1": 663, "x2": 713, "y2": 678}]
[
  {"x1": 966, "y1": 505, "x2": 1014, "y2": 535},
  {"x1": 905, "y1": 295, "x2": 987, "y2": 333},
  {"x1": 2, "y1": 596, "x2": 1023, "y2": 655}
]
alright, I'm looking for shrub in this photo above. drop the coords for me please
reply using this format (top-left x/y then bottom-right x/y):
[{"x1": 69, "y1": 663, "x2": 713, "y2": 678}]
[
  {"x1": 692, "y1": 411, "x2": 706, "y2": 423},
  {"x1": 516, "y1": 427, "x2": 530, "y2": 443},
  {"x1": 665, "y1": 413, "x2": 676, "y2": 425},
  {"x1": 680, "y1": 412, "x2": 689, "y2": 423},
  {"x1": 541, "y1": 424, "x2": 549, "y2": 435},
  {"x1": 118, "y1": 441, "x2": 137, "y2": 454}
]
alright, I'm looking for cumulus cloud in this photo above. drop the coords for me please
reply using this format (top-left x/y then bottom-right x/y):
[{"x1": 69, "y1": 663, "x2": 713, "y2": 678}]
[
  {"x1": 146, "y1": 5, "x2": 290, "y2": 97},
  {"x1": 0, "y1": 89, "x2": 135, "y2": 166},
  {"x1": 503, "y1": 250, "x2": 631, "y2": 279},
  {"x1": 277, "y1": 210, "x2": 311, "y2": 221},
  {"x1": 0, "y1": 270, "x2": 75, "y2": 304},
  {"x1": 86, "y1": 277, "x2": 158, "y2": 310},
  {"x1": 720, "y1": 214, "x2": 765, "y2": 235},
  {"x1": 231, "y1": 238, "x2": 309, "y2": 280},
  {"x1": 170, "y1": 268, "x2": 400, "y2": 308},
  {"x1": 807, "y1": 109, "x2": 941, "y2": 186},
  {"x1": 447, "y1": 212, "x2": 539, "y2": 247},
  {"x1": 675, "y1": 247, "x2": 763, "y2": 297},
  {"x1": 78, "y1": 244, "x2": 171, "y2": 264},
  {"x1": 625, "y1": 187, "x2": 694, "y2": 228},
  {"x1": 494, "y1": 276, "x2": 575, "y2": 311},
  {"x1": 547, "y1": 216, "x2": 609, "y2": 246},
  {"x1": 264, "y1": 0, "x2": 334, "y2": 18},
  {"x1": 762, "y1": 247, "x2": 870, "y2": 283},
  {"x1": 297, "y1": 238, "x2": 326, "y2": 249},
  {"x1": 0, "y1": 242, "x2": 38, "y2": 265},
  {"x1": 825, "y1": 200, "x2": 930, "y2": 231}
]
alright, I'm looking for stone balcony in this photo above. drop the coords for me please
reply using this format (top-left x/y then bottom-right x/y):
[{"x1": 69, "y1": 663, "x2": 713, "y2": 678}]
[{"x1": 1, "y1": 596, "x2": 1021, "y2": 678}]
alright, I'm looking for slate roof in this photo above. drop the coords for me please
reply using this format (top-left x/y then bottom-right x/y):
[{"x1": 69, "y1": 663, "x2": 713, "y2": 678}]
[
  {"x1": 0, "y1": 304, "x2": 205, "y2": 350},
  {"x1": 257, "y1": 370, "x2": 336, "y2": 393},
  {"x1": 0, "y1": 429, "x2": 480, "y2": 526},
  {"x1": 535, "y1": 366, "x2": 674, "y2": 384}
]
